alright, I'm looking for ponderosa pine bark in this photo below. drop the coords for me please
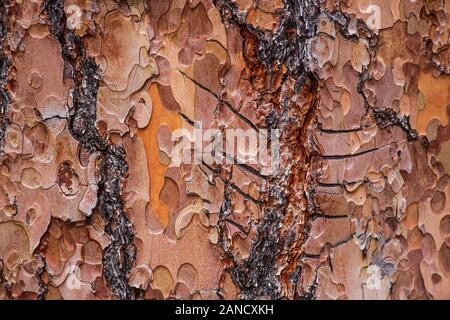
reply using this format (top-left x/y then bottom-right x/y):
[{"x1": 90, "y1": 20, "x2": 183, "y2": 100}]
[{"x1": 0, "y1": 0, "x2": 449, "y2": 300}]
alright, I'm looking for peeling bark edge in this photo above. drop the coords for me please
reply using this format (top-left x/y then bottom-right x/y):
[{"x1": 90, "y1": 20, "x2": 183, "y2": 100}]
[{"x1": 42, "y1": 0, "x2": 141, "y2": 300}]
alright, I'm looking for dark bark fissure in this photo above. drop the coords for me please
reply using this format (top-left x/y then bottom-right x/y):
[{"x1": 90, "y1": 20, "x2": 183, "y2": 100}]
[
  {"x1": 373, "y1": 107, "x2": 418, "y2": 140},
  {"x1": 327, "y1": 10, "x2": 418, "y2": 141},
  {"x1": 215, "y1": 0, "x2": 321, "y2": 300},
  {"x1": 42, "y1": 0, "x2": 141, "y2": 300},
  {"x1": 215, "y1": 0, "x2": 419, "y2": 300},
  {"x1": 0, "y1": 259, "x2": 12, "y2": 300},
  {"x1": 35, "y1": 254, "x2": 49, "y2": 300},
  {"x1": 0, "y1": 1, "x2": 11, "y2": 151}
]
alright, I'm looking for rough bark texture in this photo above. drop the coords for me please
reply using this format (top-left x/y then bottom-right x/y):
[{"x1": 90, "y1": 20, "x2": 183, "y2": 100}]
[{"x1": 0, "y1": 0, "x2": 449, "y2": 300}]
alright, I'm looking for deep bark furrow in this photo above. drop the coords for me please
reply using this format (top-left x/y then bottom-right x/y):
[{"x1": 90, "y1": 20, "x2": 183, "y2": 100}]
[
  {"x1": 42, "y1": 0, "x2": 140, "y2": 300},
  {"x1": 0, "y1": 1, "x2": 11, "y2": 151},
  {"x1": 215, "y1": 0, "x2": 321, "y2": 299}
]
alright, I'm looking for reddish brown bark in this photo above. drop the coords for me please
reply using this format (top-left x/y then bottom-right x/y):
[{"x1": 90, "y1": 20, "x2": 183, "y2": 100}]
[{"x1": 0, "y1": 0, "x2": 449, "y2": 300}]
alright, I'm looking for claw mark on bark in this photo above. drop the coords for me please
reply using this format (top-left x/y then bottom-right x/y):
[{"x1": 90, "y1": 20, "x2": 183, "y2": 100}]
[
  {"x1": 179, "y1": 70, "x2": 260, "y2": 132},
  {"x1": 42, "y1": 0, "x2": 141, "y2": 300}
]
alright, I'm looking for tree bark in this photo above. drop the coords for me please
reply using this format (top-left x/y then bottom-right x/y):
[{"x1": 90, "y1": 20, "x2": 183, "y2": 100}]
[{"x1": 0, "y1": 0, "x2": 449, "y2": 300}]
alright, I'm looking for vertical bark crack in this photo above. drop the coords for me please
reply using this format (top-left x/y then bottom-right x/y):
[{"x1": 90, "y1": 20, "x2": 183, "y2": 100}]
[
  {"x1": 42, "y1": 0, "x2": 141, "y2": 300},
  {"x1": 215, "y1": 0, "x2": 321, "y2": 299},
  {"x1": 0, "y1": 1, "x2": 11, "y2": 151},
  {"x1": 0, "y1": 259, "x2": 12, "y2": 300},
  {"x1": 215, "y1": 0, "x2": 419, "y2": 300}
]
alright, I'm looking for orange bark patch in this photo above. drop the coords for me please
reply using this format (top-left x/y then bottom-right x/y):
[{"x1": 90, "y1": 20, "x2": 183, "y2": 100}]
[
  {"x1": 138, "y1": 83, "x2": 181, "y2": 227},
  {"x1": 417, "y1": 71, "x2": 450, "y2": 135}
]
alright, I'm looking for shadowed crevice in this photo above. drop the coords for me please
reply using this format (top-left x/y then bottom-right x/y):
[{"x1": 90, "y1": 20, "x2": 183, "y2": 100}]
[
  {"x1": 0, "y1": 2, "x2": 11, "y2": 152},
  {"x1": 215, "y1": 0, "x2": 321, "y2": 299},
  {"x1": 42, "y1": 0, "x2": 142, "y2": 300}
]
